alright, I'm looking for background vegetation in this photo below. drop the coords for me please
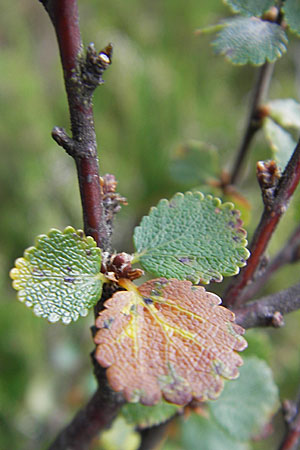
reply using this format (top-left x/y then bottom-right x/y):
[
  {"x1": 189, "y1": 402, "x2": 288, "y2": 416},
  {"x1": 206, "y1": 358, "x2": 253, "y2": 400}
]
[{"x1": 1, "y1": 0, "x2": 300, "y2": 448}]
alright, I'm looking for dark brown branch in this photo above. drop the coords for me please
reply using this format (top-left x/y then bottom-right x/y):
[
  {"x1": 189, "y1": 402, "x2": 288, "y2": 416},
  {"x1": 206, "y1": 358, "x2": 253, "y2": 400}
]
[
  {"x1": 223, "y1": 140, "x2": 300, "y2": 308},
  {"x1": 48, "y1": 387, "x2": 125, "y2": 450},
  {"x1": 38, "y1": 1, "x2": 125, "y2": 448},
  {"x1": 229, "y1": 62, "x2": 274, "y2": 185},
  {"x1": 138, "y1": 420, "x2": 171, "y2": 450},
  {"x1": 279, "y1": 393, "x2": 300, "y2": 450},
  {"x1": 233, "y1": 282, "x2": 300, "y2": 329},
  {"x1": 39, "y1": 0, "x2": 112, "y2": 250},
  {"x1": 237, "y1": 224, "x2": 300, "y2": 302}
]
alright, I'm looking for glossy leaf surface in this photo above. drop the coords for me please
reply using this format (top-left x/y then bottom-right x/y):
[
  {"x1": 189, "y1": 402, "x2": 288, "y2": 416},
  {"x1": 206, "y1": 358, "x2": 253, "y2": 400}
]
[
  {"x1": 213, "y1": 17, "x2": 287, "y2": 65},
  {"x1": 134, "y1": 192, "x2": 249, "y2": 284},
  {"x1": 94, "y1": 278, "x2": 247, "y2": 406},
  {"x1": 10, "y1": 227, "x2": 103, "y2": 324}
]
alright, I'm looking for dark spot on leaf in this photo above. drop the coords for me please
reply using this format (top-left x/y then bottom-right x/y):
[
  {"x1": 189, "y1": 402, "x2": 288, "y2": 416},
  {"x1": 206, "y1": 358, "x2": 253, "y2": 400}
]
[
  {"x1": 103, "y1": 318, "x2": 114, "y2": 329},
  {"x1": 130, "y1": 304, "x2": 137, "y2": 313},
  {"x1": 86, "y1": 249, "x2": 91, "y2": 256},
  {"x1": 64, "y1": 277, "x2": 74, "y2": 283},
  {"x1": 178, "y1": 257, "x2": 190, "y2": 264},
  {"x1": 67, "y1": 266, "x2": 72, "y2": 271},
  {"x1": 143, "y1": 297, "x2": 153, "y2": 305},
  {"x1": 228, "y1": 221, "x2": 235, "y2": 228},
  {"x1": 233, "y1": 236, "x2": 240, "y2": 242}
]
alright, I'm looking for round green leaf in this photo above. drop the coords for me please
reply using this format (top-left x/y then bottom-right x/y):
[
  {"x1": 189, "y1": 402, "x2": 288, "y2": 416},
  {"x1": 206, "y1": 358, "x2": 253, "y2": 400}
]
[
  {"x1": 213, "y1": 17, "x2": 288, "y2": 65},
  {"x1": 10, "y1": 227, "x2": 103, "y2": 324},
  {"x1": 133, "y1": 192, "x2": 250, "y2": 284},
  {"x1": 267, "y1": 99, "x2": 300, "y2": 129},
  {"x1": 210, "y1": 357, "x2": 279, "y2": 441},
  {"x1": 283, "y1": 0, "x2": 300, "y2": 36},
  {"x1": 263, "y1": 117, "x2": 297, "y2": 170},
  {"x1": 224, "y1": 0, "x2": 274, "y2": 17},
  {"x1": 180, "y1": 414, "x2": 249, "y2": 450},
  {"x1": 122, "y1": 400, "x2": 180, "y2": 429},
  {"x1": 169, "y1": 140, "x2": 219, "y2": 186}
]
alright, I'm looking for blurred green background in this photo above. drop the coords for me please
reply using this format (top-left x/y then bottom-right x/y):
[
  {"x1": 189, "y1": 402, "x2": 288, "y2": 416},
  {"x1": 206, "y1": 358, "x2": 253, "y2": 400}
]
[{"x1": 1, "y1": 1, "x2": 300, "y2": 448}]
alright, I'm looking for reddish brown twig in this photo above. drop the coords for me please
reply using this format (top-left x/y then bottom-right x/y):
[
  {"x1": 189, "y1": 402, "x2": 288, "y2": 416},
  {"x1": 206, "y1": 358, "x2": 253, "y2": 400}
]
[
  {"x1": 237, "y1": 224, "x2": 300, "y2": 302},
  {"x1": 224, "y1": 142, "x2": 300, "y2": 308},
  {"x1": 39, "y1": 0, "x2": 112, "y2": 250}
]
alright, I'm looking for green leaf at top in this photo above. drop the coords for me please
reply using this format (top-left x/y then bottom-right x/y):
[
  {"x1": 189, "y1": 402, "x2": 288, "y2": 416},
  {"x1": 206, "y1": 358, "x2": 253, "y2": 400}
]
[
  {"x1": 133, "y1": 192, "x2": 250, "y2": 284},
  {"x1": 122, "y1": 400, "x2": 180, "y2": 429},
  {"x1": 224, "y1": 0, "x2": 274, "y2": 17},
  {"x1": 267, "y1": 99, "x2": 300, "y2": 129},
  {"x1": 169, "y1": 140, "x2": 219, "y2": 186},
  {"x1": 263, "y1": 117, "x2": 297, "y2": 170},
  {"x1": 213, "y1": 17, "x2": 288, "y2": 65},
  {"x1": 10, "y1": 227, "x2": 103, "y2": 324},
  {"x1": 283, "y1": 0, "x2": 300, "y2": 36},
  {"x1": 210, "y1": 357, "x2": 279, "y2": 441}
]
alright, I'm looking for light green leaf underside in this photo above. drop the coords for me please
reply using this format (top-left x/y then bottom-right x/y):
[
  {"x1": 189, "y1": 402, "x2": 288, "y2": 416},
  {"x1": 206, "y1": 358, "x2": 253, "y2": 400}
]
[
  {"x1": 10, "y1": 227, "x2": 102, "y2": 324},
  {"x1": 169, "y1": 140, "x2": 219, "y2": 186},
  {"x1": 180, "y1": 414, "x2": 249, "y2": 450},
  {"x1": 133, "y1": 192, "x2": 250, "y2": 284},
  {"x1": 210, "y1": 357, "x2": 279, "y2": 441},
  {"x1": 223, "y1": 0, "x2": 274, "y2": 17},
  {"x1": 283, "y1": 0, "x2": 300, "y2": 36},
  {"x1": 267, "y1": 99, "x2": 300, "y2": 129},
  {"x1": 122, "y1": 400, "x2": 180, "y2": 429},
  {"x1": 264, "y1": 117, "x2": 297, "y2": 170},
  {"x1": 213, "y1": 17, "x2": 288, "y2": 65}
]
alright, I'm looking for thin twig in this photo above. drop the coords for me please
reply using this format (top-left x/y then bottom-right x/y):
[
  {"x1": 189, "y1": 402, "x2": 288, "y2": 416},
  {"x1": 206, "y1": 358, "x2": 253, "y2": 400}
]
[
  {"x1": 237, "y1": 224, "x2": 300, "y2": 302},
  {"x1": 233, "y1": 282, "x2": 300, "y2": 329},
  {"x1": 229, "y1": 62, "x2": 274, "y2": 185},
  {"x1": 223, "y1": 140, "x2": 300, "y2": 308},
  {"x1": 138, "y1": 420, "x2": 172, "y2": 450}
]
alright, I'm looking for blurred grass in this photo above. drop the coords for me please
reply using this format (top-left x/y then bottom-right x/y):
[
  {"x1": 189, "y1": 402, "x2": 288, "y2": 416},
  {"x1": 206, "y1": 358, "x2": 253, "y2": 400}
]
[{"x1": 1, "y1": 1, "x2": 300, "y2": 448}]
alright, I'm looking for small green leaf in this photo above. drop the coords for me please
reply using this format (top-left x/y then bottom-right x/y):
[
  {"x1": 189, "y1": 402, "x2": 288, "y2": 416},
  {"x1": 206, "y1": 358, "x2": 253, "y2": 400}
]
[
  {"x1": 264, "y1": 117, "x2": 297, "y2": 170},
  {"x1": 180, "y1": 414, "x2": 249, "y2": 450},
  {"x1": 213, "y1": 17, "x2": 288, "y2": 65},
  {"x1": 283, "y1": 0, "x2": 300, "y2": 36},
  {"x1": 267, "y1": 99, "x2": 300, "y2": 129},
  {"x1": 169, "y1": 141, "x2": 219, "y2": 186},
  {"x1": 210, "y1": 357, "x2": 279, "y2": 441},
  {"x1": 133, "y1": 192, "x2": 250, "y2": 284},
  {"x1": 10, "y1": 227, "x2": 103, "y2": 324},
  {"x1": 122, "y1": 400, "x2": 180, "y2": 429},
  {"x1": 223, "y1": 0, "x2": 274, "y2": 17}
]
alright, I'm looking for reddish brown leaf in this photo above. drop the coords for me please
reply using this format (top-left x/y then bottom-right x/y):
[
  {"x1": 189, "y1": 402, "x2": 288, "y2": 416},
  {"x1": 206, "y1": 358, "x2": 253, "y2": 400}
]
[{"x1": 94, "y1": 278, "x2": 247, "y2": 406}]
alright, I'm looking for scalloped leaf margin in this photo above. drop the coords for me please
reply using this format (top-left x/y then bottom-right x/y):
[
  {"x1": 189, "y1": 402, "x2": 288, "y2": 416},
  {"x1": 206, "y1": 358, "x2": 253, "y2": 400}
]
[
  {"x1": 212, "y1": 17, "x2": 288, "y2": 65},
  {"x1": 10, "y1": 227, "x2": 103, "y2": 324},
  {"x1": 133, "y1": 192, "x2": 250, "y2": 284},
  {"x1": 94, "y1": 278, "x2": 247, "y2": 406}
]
